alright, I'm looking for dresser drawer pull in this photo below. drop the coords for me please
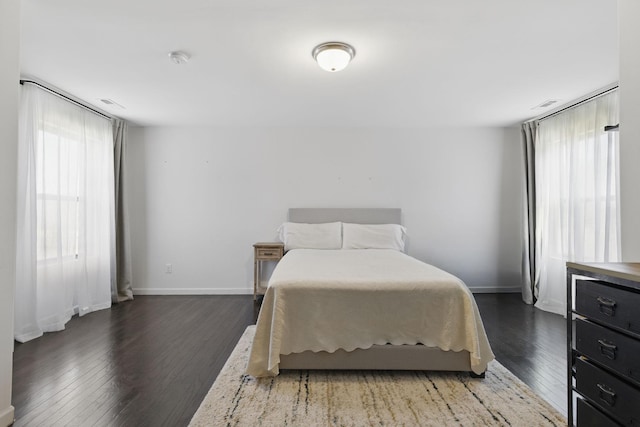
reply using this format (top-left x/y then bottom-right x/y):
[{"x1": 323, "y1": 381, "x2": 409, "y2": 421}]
[
  {"x1": 263, "y1": 252, "x2": 274, "y2": 256},
  {"x1": 596, "y1": 296, "x2": 616, "y2": 316},
  {"x1": 597, "y1": 339, "x2": 617, "y2": 359},
  {"x1": 596, "y1": 383, "x2": 617, "y2": 406}
]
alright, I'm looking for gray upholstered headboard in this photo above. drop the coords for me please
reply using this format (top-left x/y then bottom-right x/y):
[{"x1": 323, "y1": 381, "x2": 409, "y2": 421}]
[{"x1": 288, "y1": 208, "x2": 402, "y2": 225}]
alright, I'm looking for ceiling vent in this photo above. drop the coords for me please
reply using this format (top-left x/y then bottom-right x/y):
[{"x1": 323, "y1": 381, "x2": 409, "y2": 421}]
[
  {"x1": 532, "y1": 99, "x2": 560, "y2": 109},
  {"x1": 100, "y1": 99, "x2": 125, "y2": 109}
]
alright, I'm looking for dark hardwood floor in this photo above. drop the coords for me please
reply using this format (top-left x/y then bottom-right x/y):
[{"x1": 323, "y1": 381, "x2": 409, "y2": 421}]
[
  {"x1": 474, "y1": 293, "x2": 567, "y2": 415},
  {"x1": 12, "y1": 296, "x2": 256, "y2": 427},
  {"x1": 12, "y1": 293, "x2": 566, "y2": 426}
]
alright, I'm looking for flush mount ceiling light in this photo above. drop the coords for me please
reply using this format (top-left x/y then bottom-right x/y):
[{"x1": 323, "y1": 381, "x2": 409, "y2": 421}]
[
  {"x1": 168, "y1": 51, "x2": 190, "y2": 65},
  {"x1": 312, "y1": 42, "x2": 355, "y2": 72}
]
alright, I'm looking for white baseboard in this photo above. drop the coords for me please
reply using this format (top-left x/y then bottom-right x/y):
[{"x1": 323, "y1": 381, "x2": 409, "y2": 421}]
[
  {"x1": 133, "y1": 287, "x2": 520, "y2": 295},
  {"x1": 133, "y1": 288, "x2": 252, "y2": 295},
  {"x1": 469, "y1": 286, "x2": 521, "y2": 294},
  {"x1": 0, "y1": 405, "x2": 14, "y2": 427}
]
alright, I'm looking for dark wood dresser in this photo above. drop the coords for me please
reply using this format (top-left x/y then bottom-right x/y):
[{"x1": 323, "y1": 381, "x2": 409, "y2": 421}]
[{"x1": 566, "y1": 262, "x2": 640, "y2": 426}]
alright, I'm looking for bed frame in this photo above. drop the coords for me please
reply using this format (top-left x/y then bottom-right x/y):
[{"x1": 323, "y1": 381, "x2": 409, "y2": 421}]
[{"x1": 278, "y1": 208, "x2": 479, "y2": 376}]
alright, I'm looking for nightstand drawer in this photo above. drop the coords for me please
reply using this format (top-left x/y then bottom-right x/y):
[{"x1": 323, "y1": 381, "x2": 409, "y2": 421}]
[
  {"x1": 253, "y1": 242, "x2": 285, "y2": 301},
  {"x1": 256, "y1": 247, "x2": 283, "y2": 259},
  {"x1": 576, "y1": 280, "x2": 640, "y2": 338},
  {"x1": 576, "y1": 319, "x2": 640, "y2": 386},
  {"x1": 575, "y1": 357, "x2": 640, "y2": 426}
]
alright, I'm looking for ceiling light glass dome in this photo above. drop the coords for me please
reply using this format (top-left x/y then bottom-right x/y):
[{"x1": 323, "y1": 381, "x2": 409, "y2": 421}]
[{"x1": 312, "y1": 42, "x2": 356, "y2": 72}]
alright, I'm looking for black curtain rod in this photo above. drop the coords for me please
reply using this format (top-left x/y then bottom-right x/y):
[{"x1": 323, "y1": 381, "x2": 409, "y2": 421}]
[
  {"x1": 536, "y1": 85, "x2": 618, "y2": 123},
  {"x1": 20, "y1": 79, "x2": 112, "y2": 121}
]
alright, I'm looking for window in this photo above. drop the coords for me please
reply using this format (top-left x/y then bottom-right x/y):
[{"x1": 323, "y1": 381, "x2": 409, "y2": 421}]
[
  {"x1": 15, "y1": 83, "x2": 115, "y2": 342},
  {"x1": 534, "y1": 90, "x2": 620, "y2": 315}
]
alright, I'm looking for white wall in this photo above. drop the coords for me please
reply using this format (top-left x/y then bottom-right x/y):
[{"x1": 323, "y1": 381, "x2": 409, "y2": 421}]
[
  {"x1": 0, "y1": 0, "x2": 19, "y2": 424},
  {"x1": 127, "y1": 126, "x2": 522, "y2": 294},
  {"x1": 619, "y1": 0, "x2": 640, "y2": 261}
]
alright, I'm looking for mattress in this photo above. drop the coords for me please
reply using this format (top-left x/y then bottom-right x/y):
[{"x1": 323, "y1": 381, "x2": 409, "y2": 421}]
[{"x1": 246, "y1": 249, "x2": 494, "y2": 377}]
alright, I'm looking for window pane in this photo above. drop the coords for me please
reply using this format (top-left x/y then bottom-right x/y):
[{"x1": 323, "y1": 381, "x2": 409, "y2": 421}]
[
  {"x1": 37, "y1": 198, "x2": 60, "y2": 261},
  {"x1": 41, "y1": 131, "x2": 60, "y2": 195}
]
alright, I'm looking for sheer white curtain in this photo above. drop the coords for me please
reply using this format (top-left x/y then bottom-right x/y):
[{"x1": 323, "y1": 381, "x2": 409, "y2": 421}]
[
  {"x1": 15, "y1": 83, "x2": 115, "y2": 343},
  {"x1": 534, "y1": 91, "x2": 620, "y2": 315}
]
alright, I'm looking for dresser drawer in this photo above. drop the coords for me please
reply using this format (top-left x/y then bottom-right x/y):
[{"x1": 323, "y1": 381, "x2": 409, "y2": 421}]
[
  {"x1": 577, "y1": 397, "x2": 619, "y2": 427},
  {"x1": 575, "y1": 357, "x2": 640, "y2": 426},
  {"x1": 576, "y1": 319, "x2": 640, "y2": 386},
  {"x1": 576, "y1": 280, "x2": 640, "y2": 338}
]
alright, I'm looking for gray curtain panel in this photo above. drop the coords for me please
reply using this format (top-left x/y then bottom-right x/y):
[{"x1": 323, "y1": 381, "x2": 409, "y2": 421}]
[
  {"x1": 113, "y1": 119, "x2": 134, "y2": 302},
  {"x1": 521, "y1": 121, "x2": 538, "y2": 305}
]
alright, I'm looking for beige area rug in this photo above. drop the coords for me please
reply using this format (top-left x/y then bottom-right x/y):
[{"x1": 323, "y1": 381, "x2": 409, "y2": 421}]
[{"x1": 189, "y1": 326, "x2": 566, "y2": 426}]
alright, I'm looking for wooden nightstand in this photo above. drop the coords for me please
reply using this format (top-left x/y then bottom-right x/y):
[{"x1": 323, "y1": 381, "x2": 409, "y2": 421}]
[{"x1": 253, "y1": 242, "x2": 285, "y2": 301}]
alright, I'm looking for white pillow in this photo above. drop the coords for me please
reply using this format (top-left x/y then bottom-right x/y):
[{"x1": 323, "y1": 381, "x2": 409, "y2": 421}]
[
  {"x1": 277, "y1": 222, "x2": 342, "y2": 251},
  {"x1": 342, "y1": 223, "x2": 406, "y2": 251}
]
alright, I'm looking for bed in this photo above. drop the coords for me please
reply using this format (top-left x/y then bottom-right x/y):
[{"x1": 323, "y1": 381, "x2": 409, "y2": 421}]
[{"x1": 246, "y1": 208, "x2": 494, "y2": 377}]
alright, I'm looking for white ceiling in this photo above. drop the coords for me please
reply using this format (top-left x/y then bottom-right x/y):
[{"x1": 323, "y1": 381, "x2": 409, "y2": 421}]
[{"x1": 20, "y1": 0, "x2": 618, "y2": 128}]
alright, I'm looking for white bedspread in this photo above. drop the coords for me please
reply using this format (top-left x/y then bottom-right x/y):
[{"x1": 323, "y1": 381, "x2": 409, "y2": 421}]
[{"x1": 246, "y1": 249, "x2": 494, "y2": 376}]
